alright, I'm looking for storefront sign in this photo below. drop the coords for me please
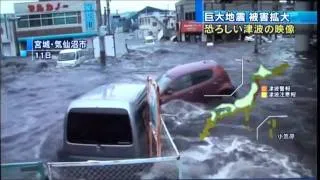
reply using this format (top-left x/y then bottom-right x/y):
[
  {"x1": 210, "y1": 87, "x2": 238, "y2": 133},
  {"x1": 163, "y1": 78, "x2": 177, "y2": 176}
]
[
  {"x1": 27, "y1": 3, "x2": 69, "y2": 13},
  {"x1": 180, "y1": 20, "x2": 203, "y2": 33},
  {"x1": 15, "y1": 2, "x2": 85, "y2": 15}
]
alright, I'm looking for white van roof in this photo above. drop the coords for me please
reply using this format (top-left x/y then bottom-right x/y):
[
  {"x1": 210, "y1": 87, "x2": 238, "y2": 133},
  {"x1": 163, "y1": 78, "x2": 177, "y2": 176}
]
[
  {"x1": 144, "y1": 36, "x2": 154, "y2": 40},
  {"x1": 59, "y1": 49, "x2": 82, "y2": 54}
]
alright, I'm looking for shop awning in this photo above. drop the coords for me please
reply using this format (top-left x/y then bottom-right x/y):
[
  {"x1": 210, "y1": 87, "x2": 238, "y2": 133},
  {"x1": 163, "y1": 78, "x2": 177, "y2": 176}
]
[{"x1": 18, "y1": 32, "x2": 97, "y2": 42}]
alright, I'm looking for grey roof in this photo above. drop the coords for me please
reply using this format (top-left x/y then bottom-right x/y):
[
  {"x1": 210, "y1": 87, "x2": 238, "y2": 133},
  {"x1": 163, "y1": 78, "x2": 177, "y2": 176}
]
[{"x1": 68, "y1": 83, "x2": 145, "y2": 111}]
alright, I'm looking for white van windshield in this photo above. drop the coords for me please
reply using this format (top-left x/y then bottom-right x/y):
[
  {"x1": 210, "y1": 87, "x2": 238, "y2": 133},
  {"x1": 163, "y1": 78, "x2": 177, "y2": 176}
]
[
  {"x1": 145, "y1": 39, "x2": 154, "y2": 43},
  {"x1": 59, "y1": 52, "x2": 76, "y2": 61}
]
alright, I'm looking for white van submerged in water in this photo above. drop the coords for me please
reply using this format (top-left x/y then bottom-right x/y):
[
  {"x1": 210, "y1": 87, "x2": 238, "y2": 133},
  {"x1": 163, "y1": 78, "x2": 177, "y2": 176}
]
[
  {"x1": 57, "y1": 49, "x2": 87, "y2": 67},
  {"x1": 144, "y1": 36, "x2": 155, "y2": 45}
]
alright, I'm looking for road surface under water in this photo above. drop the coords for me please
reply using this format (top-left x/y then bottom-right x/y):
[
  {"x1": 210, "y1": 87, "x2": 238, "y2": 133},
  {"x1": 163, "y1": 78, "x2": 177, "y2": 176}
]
[{"x1": 1, "y1": 37, "x2": 317, "y2": 178}]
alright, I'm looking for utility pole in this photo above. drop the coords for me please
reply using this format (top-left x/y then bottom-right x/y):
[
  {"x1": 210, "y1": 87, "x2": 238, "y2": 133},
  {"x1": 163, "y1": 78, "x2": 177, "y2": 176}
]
[
  {"x1": 107, "y1": 0, "x2": 111, "y2": 34},
  {"x1": 96, "y1": 0, "x2": 106, "y2": 66},
  {"x1": 0, "y1": 26, "x2": 2, "y2": 59},
  {"x1": 104, "y1": 7, "x2": 107, "y2": 26}
]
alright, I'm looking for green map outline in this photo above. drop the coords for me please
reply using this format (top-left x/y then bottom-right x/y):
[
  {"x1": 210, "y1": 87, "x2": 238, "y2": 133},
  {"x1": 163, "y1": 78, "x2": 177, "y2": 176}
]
[{"x1": 200, "y1": 63, "x2": 290, "y2": 140}]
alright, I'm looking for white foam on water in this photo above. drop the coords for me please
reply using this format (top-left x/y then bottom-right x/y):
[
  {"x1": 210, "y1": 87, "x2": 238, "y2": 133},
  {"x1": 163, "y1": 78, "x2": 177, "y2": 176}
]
[
  {"x1": 182, "y1": 142, "x2": 214, "y2": 162},
  {"x1": 206, "y1": 160, "x2": 237, "y2": 179},
  {"x1": 179, "y1": 135, "x2": 313, "y2": 179},
  {"x1": 35, "y1": 130, "x2": 50, "y2": 159},
  {"x1": 161, "y1": 100, "x2": 208, "y2": 126}
]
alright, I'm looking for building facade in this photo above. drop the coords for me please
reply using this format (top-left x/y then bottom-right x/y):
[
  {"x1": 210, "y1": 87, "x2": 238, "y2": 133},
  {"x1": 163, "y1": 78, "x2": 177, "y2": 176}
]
[
  {"x1": 136, "y1": 6, "x2": 176, "y2": 39},
  {"x1": 175, "y1": 0, "x2": 280, "y2": 42},
  {"x1": 1, "y1": 14, "x2": 18, "y2": 57},
  {"x1": 14, "y1": 0, "x2": 98, "y2": 53}
]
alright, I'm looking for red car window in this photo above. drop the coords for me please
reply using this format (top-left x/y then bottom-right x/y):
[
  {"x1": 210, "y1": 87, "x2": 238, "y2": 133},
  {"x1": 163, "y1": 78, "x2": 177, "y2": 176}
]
[
  {"x1": 169, "y1": 74, "x2": 193, "y2": 92},
  {"x1": 190, "y1": 70, "x2": 213, "y2": 86}
]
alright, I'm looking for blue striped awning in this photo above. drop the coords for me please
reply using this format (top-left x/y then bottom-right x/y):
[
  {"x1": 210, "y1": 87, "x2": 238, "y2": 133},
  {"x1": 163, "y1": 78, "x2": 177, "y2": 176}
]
[{"x1": 18, "y1": 32, "x2": 97, "y2": 42}]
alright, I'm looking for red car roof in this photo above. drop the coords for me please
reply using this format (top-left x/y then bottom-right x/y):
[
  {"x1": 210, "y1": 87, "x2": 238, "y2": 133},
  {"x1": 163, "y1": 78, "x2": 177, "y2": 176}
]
[{"x1": 166, "y1": 60, "x2": 218, "y2": 79}]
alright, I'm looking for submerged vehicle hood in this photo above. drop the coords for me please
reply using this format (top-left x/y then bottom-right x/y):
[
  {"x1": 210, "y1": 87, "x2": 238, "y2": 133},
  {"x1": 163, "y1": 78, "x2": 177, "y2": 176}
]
[{"x1": 78, "y1": 83, "x2": 145, "y2": 102}]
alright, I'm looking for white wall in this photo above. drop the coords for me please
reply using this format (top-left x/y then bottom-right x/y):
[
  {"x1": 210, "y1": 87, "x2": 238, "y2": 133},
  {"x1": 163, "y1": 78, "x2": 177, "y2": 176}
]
[
  {"x1": 1, "y1": 14, "x2": 17, "y2": 56},
  {"x1": 2, "y1": 43, "x2": 13, "y2": 56}
]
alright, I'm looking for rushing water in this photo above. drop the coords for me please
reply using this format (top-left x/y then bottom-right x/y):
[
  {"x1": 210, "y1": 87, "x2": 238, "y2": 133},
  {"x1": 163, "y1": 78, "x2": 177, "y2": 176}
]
[{"x1": 1, "y1": 37, "x2": 317, "y2": 178}]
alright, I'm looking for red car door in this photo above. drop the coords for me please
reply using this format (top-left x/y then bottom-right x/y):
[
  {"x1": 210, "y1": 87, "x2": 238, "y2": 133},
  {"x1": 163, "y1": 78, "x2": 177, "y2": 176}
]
[{"x1": 189, "y1": 69, "x2": 215, "y2": 102}]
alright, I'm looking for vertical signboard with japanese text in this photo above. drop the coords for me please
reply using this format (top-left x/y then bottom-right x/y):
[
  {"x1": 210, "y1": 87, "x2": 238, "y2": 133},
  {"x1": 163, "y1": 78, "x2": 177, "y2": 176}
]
[{"x1": 84, "y1": 3, "x2": 96, "y2": 32}]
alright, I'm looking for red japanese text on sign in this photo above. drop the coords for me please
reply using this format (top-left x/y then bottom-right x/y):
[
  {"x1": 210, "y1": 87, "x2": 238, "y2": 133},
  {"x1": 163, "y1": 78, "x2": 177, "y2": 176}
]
[{"x1": 27, "y1": 3, "x2": 66, "y2": 13}]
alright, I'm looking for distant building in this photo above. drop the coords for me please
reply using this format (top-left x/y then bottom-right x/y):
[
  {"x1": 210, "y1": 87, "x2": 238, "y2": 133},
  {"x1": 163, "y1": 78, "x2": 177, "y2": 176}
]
[
  {"x1": 111, "y1": 13, "x2": 121, "y2": 32},
  {"x1": 135, "y1": 6, "x2": 176, "y2": 39},
  {"x1": 110, "y1": 11, "x2": 138, "y2": 33},
  {"x1": 0, "y1": 14, "x2": 18, "y2": 57},
  {"x1": 14, "y1": 1, "x2": 98, "y2": 54}
]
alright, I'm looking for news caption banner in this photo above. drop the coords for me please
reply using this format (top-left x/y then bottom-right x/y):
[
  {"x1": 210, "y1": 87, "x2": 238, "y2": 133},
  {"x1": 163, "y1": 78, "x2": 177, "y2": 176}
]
[
  {"x1": 26, "y1": 39, "x2": 88, "y2": 60},
  {"x1": 194, "y1": 0, "x2": 317, "y2": 35}
]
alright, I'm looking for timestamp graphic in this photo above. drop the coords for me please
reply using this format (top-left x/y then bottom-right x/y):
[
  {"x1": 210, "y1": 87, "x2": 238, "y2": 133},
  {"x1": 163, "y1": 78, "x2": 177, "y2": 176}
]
[{"x1": 34, "y1": 51, "x2": 52, "y2": 60}]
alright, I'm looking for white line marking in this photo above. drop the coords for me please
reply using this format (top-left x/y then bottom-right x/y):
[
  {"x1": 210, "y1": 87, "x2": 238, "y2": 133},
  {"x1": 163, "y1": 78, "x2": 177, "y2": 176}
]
[
  {"x1": 256, "y1": 115, "x2": 288, "y2": 141},
  {"x1": 32, "y1": 37, "x2": 34, "y2": 61},
  {"x1": 204, "y1": 58, "x2": 244, "y2": 97}
]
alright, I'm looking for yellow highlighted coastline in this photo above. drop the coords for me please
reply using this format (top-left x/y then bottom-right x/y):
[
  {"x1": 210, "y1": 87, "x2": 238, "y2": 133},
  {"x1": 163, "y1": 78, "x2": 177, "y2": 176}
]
[{"x1": 200, "y1": 63, "x2": 289, "y2": 140}]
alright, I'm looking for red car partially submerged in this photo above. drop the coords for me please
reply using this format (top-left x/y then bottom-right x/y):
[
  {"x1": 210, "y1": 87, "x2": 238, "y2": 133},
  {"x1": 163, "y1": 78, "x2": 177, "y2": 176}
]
[{"x1": 156, "y1": 60, "x2": 236, "y2": 104}]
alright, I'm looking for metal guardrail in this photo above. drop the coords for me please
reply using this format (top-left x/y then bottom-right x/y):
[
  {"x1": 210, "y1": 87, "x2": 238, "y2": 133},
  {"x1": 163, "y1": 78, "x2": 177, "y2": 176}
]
[{"x1": 1, "y1": 161, "x2": 47, "y2": 180}]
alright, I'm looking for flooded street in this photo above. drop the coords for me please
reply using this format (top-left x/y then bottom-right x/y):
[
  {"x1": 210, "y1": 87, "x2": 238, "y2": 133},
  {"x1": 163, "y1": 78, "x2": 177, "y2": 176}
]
[{"x1": 1, "y1": 37, "x2": 317, "y2": 178}]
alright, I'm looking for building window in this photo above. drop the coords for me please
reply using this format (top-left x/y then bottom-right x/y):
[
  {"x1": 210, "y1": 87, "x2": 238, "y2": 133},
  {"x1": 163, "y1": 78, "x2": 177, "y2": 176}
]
[
  {"x1": 41, "y1": 14, "x2": 53, "y2": 26},
  {"x1": 29, "y1": 14, "x2": 41, "y2": 27},
  {"x1": 17, "y1": 11, "x2": 81, "y2": 28},
  {"x1": 66, "y1": 16, "x2": 77, "y2": 24},
  {"x1": 152, "y1": 22, "x2": 157, "y2": 27},
  {"x1": 53, "y1": 13, "x2": 65, "y2": 25},
  {"x1": 147, "y1": 18, "x2": 150, "y2": 24},
  {"x1": 18, "y1": 20, "x2": 29, "y2": 28},
  {"x1": 17, "y1": 15, "x2": 29, "y2": 28},
  {"x1": 65, "y1": 12, "x2": 78, "y2": 24},
  {"x1": 185, "y1": 12, "x2": 195, "y2": 20}
]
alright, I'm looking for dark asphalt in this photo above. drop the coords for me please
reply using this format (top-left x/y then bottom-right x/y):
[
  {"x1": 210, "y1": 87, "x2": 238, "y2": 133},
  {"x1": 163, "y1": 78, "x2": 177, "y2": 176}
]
[{"x1": 0, "y1": 37, "x2": 317, "y2": 178}]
